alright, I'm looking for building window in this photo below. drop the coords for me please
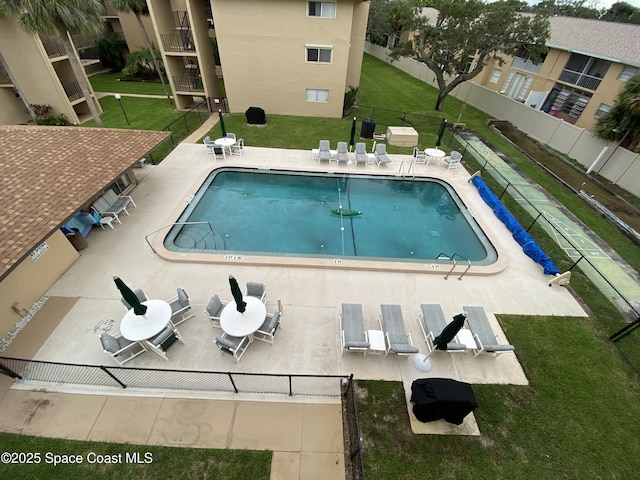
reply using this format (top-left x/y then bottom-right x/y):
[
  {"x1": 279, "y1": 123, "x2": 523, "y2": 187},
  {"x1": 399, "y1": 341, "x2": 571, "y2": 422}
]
[
  {"x1": 308, "y1": 2, "x2": 335, "y2": 18},
  {"x1": 502, "y1": 72, "x2": 532, "y2": 101},
  {"x1": 595, "y1": 103, "x2": 612, "y2": 117},
  {"x1": 618, "y1": 66, "x2": 638, "y2": 82},
  {"x1": 306, "y1": 89, "x2": 329, "y2": 102},
  {"x1": 306, "y1": 46, "x2": 332, "y2": 63},
  {"x1": 559, "y1": 53, "x2": 610, "y2": 91},
  {"x1": 490, "y1": 69, "x2": 502, "y2": 83}
]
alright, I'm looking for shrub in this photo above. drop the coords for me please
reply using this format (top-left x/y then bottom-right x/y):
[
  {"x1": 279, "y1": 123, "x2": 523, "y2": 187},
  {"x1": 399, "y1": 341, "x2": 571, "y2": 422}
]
[{"x1": 31, "y1": 104, "x2": 70, "y2": 126}]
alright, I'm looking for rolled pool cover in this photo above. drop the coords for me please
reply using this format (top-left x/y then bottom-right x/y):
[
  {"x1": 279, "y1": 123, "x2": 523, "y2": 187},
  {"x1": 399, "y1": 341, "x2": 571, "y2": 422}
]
[{"x1": 471, "y1": 175, "x2": 560, "y2": 276}]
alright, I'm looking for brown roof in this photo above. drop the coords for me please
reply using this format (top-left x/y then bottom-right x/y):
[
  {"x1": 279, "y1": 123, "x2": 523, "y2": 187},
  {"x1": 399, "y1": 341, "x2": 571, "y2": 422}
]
[{"x1": 0, "y1": 125, "x2": 171, "y2": 281}]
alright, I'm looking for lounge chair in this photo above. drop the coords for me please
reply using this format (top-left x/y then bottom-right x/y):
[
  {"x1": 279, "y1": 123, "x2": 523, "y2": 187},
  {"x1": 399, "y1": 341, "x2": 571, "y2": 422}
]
[
  {"x1": 340, "y1": 303, "x2": 370, "y2": 355},
  {"x1": 318, "y1": 140, "x2": 331, "y2": 163},
  {"x1": 417, "y1": 304, "x2": 466, "y2": 353},
  {"x1": 335, "y1": 141, "x2": 350, "y2": 164},
  {"x1": 354, "y1": 142, "x2": 368, "y2": 165},
  {"x1": 93, "y1": 189, "x2": 135, "y2": 220},
  {"x1": 379, "y1": 304, "x2": 419, "y2": 356},
  {"x1": 374, "y1": 143, "x2": 392, "y2": 166},
  {"x1": 463, "y1": 306, "x2": 515, "y2": 357}
]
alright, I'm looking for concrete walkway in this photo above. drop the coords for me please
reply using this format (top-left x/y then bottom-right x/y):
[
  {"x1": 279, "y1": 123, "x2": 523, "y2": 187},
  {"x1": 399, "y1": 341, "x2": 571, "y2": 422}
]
[{"x1": 0, "y1": 374, "x2": 344, "y2": 479}]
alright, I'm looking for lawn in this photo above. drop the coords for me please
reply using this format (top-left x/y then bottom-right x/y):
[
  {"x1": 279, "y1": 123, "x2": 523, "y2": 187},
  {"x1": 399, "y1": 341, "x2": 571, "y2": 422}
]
[
  {"x1": 0, "y1": 432, "x2": 271, "y2": 479},
  {"x1": 357, "y1": 316, "x2": 640, "y2": 480},
  {"x1": 89, "y1": 73, "x2": 168, "y2": 96}
]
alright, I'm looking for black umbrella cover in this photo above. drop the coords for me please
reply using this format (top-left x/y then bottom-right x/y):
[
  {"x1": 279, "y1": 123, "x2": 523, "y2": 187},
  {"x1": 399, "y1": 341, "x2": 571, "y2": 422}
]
[
  {"x1": 114, "y1": 276, "x2": 147, "y2": 316},
  {"x1": 434, "y1": 313, "x2": 466, "y2": 351},
  {"x1": 229, "y1": 275, "x2": 247, "y2": 313}
]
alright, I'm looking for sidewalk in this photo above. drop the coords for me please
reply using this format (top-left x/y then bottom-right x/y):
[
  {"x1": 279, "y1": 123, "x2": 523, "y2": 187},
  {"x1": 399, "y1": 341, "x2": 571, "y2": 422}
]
[
  {"x1": 0, "y1": 376, "x2": 344, "y2": 479},
  {"x1": 0, "y1": 298, "x2": 344, "y2": 480}
]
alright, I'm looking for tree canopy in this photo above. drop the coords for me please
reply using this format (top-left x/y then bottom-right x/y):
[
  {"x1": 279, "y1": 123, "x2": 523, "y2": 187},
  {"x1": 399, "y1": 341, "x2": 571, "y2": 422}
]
[
  {"x1": 388, "y1": 0, "x2": 551, "y2": 110},
  {"x1": 595, "y1": 72, "x2": 640, "y2": 152}
]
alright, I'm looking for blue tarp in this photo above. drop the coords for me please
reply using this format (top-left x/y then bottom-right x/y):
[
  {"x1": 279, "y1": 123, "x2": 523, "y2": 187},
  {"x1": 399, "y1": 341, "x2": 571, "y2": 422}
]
[{"x1": 471, "y1": 175, "x2": 560, "y2": 276}]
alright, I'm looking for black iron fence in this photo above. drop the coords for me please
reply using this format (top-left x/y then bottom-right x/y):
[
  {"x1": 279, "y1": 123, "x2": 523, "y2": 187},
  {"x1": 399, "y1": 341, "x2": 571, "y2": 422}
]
[
  {"x1": 342, "y1": 375, "x2": 366, "y2": 480},
  {"x1": 0, "y1": 355, "x2": 347, "y2": 397},
  {"x1": 447, "y1": 129, "x2": 640, "y2": 374}
]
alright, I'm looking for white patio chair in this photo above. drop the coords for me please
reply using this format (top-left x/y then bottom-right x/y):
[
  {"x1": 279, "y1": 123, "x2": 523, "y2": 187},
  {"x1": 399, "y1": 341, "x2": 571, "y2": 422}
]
[
  {"x1": 205, "y1": 294, "x2": 228, "y2": 329},
  {"x1": 413, "y1": 147, "x2": 427, "y2": 164},
  {"x1": 167, "y1": 287, "x2": 195, "y2": 326},
  {"x1": 146, "y1": 323, "x2": 184, "y2": 361},
  {"x1": 246, "y1": 281, "x2": 267, "y2": 304},
  {"x1": 230, "y1": 138, "x2": 244, "y2": 155},
  {"x1": 254, "y1": 311, "x2": 281, "y2": 344},
  {"x1": 444, "y1": 150, "x2": 462, "y2": 170},
  {"x1": 100, "y1": 331, "x2": 147, "y2": 365},
  {"x1": 215, "y1": 333, "x2": 250, "y2": 362}
]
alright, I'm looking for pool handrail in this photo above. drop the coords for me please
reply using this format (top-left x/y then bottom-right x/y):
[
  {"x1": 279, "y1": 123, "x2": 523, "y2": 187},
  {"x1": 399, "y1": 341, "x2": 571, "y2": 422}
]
[{"x1": 436, "y1": 252, "x2": 471, "y2": 280}]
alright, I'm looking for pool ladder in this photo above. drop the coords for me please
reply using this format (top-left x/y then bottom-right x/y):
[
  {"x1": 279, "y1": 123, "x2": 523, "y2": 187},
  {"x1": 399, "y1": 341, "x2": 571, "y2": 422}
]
[
  {"x1": 436, "y1": 252, "x2": 471, "y2": 280},
  {"x1": 396, "y1": 161, "x2": 415, "y2": 188}
]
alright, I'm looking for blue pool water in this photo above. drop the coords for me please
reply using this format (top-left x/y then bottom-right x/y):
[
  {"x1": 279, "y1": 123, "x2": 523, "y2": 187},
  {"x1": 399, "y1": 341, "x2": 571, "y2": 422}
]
[{"x1": 164, "y1": 168, "x2": 497, "y2": 264}]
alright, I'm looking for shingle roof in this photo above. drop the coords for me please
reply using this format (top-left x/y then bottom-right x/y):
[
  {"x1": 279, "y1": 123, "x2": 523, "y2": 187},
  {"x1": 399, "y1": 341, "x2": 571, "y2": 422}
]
[
  {"x1": 547, "y1": 16, "x2": 640, "y2": 67},
  {"x1": 0, "y1": 125, "x2": 171, "y2": 281}
]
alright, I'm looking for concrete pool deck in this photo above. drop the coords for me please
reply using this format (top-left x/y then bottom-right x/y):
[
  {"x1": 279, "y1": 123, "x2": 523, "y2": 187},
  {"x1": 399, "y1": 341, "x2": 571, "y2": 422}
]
[{"x1": 1, "y1": 143, "x2": 587, "y2": 478}]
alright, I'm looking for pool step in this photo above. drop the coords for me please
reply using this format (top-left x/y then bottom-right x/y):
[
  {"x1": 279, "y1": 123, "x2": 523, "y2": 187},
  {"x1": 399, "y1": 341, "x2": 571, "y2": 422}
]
[{"x1": 173, "y1": 224, "x2": 218, "y2": 250}]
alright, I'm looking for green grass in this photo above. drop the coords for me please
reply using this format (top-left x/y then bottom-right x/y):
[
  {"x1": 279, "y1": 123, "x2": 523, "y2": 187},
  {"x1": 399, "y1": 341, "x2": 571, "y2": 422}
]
[
  {"x1": 0, "y1": 432, "x2": 271, "y2": 479},
  {"x1": 89, "y1": 73, "x2": 168, "y2": 96},
  {"x1": 357, "y1": 316, "x2": 640, "y2": 480}
]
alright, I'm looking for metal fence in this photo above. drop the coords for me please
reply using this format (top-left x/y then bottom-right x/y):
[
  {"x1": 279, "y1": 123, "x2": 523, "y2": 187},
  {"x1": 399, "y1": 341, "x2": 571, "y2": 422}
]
[
  {"x1": 446, "y1": 129, "x2": 640, "y2": 373},
  {"x1": 342, "y1": 375, "x2": 366, "y2": 480},
  {"x1": 0, "y1": 355, "x2": 347, "y2": 397}
]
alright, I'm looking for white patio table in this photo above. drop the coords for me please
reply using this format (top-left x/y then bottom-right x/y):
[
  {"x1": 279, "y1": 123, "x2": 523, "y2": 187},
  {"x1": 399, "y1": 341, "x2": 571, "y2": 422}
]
[
  {"x1": 120, "y1": 299, "x2": 172, "y2": 342},
  {"x1": 220, "y1": 296, "x2": 267, "y2": 338}
]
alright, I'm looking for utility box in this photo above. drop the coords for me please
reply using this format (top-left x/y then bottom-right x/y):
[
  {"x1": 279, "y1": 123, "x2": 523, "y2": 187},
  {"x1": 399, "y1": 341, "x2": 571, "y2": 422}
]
[{"x1": 386, "y1": 126, "x2": 419, "y2": 147}]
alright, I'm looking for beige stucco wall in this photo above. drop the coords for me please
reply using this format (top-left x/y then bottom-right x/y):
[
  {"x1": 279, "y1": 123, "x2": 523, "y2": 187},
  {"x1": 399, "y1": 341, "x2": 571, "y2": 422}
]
[
  {"x1": 0, "y1": 19, "x2": 103, "y2": 125},
  {"x1": 0, "y1": 88, "x2": 31, "y2": 125},
  {"x1": 0, "y1": 231, "x2": 78, "y2": 340},
  {"x1": 211, "y1": 0, "x2": 368, "y2": 117},
  {"x1": 116, "y1": 12, "x2": 160, "y2": 51},
  {"x1": 474, "y1": 48, "x2": 629, "y2": 132}
]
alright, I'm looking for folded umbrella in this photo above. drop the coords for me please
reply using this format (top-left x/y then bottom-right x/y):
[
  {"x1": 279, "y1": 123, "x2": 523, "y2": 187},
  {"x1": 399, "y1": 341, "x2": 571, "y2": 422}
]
[
  {"x1": 113, "y1": 275, "x2": 147, "y2": 316},
  {"x1": 229, "y1": 275, "x2": 246, "y2": 313}
]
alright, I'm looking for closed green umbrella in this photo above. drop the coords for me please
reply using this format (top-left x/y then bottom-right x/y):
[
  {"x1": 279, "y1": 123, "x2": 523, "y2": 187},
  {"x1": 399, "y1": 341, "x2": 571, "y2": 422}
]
[
  {"x1": 218, "y1": 109, "x2": 227, "y2": 137},
  {"x1": 433, "y1": 313, "x2": 466, "y2": 351},
  {"x1": 413, "y1": 313, "x2": 466, "y2": 371},
  {"x1": 435, "y1": 118, "x2": 448, "y2": 147},
  {"x1": 349, "y1": 117, "x2": 356, "y2": 152},
  {"x1": 113, "y1": 276, "x2": 147, "y2": 316},
  {"x1": 229, "y1": 275, "x2": 246, "y2": 313}
]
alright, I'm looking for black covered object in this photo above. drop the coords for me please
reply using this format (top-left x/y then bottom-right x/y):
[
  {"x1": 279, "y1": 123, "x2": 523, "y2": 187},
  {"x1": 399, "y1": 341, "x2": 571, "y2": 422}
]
[
  {"x1": 411, "y1": 378, "x2": 478, "y2": 425},
  {"x1": 245, "y1": 106, "x2": 266, "y2": 124},
  {"x1": 360, "y1": 118, "x2": 375, "y2": 139}
]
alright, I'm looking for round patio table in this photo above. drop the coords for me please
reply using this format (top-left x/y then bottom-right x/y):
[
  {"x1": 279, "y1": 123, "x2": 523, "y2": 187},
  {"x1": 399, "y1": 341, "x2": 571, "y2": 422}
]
[
  {"x1": 424, "y1": 148, "x2": 446, "y2": 159},
  {"x1": 220, "y1": 296, "x2": 266, "y2": 337},
  {"x1": 120, "y1": 299, "x2": 172, "y2": 342},
  {"x1": 214, "y1": 137, "x2": 236, "y2": 153}
]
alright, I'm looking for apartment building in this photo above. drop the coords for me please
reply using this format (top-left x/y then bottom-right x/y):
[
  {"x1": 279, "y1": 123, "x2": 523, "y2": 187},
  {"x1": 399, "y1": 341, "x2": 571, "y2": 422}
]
[
  {"x1": 474, "y1": 16, "x2": 640, "y2": 131},
  {"x1": 0, "y1": 18, "x2": 103, "y2": 126}
]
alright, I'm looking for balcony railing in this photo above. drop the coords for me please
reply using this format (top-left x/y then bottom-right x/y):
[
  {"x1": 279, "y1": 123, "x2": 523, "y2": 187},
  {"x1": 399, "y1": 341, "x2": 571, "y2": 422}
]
[
  {"x1": 172, "y1": 75, "x2": 204, "y2": 93},
  {"x1": 161, "y1": 33, "x2": 196, "y2": 53},
  {"x1": 558, "y1": 69, "x2": 603, "y2": 91},
  {"x1": 512, "y1": 56, "x2": 542, "y2": 74},
  {"x1": 63, "y1": 81, "x2": 83, "y2": 101},
  {"x1": 42, "y1": 36, "x2": 67, "y2": 59}
]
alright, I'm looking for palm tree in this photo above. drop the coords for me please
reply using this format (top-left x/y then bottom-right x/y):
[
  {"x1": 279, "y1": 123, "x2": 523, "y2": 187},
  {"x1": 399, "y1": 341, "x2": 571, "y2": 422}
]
[
  {"x1": 108, "y1": 0, "x2": 172, "y2": 104},
  {"x1": 1, "y1": 0, "x2": 105, "y2": 127},
  {"x1": 595, "y1": 73, "x2": 640, "y2": 152},
  {"x1": 0, "y1": 49, "x2": 38, "y2": 123}
]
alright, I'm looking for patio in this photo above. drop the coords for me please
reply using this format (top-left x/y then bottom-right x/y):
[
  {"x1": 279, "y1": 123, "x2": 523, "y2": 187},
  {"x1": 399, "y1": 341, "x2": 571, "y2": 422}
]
[{"x1": 18, "y1": 143, "x2": 586, "y2": 432}]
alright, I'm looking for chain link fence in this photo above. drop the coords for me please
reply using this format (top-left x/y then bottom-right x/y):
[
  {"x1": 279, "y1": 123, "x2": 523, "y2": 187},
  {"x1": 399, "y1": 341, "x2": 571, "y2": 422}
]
[
  {"x1": 0, "y1": 356, "x2": 347, "y2": 397},
  {"x1": 445, "y1": 128, "x2": 640, "y2": 374}
]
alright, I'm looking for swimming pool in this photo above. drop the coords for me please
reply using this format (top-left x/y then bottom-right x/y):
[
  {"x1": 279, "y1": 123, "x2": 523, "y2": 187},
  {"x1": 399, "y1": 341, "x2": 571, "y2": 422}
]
[{"x1": 164, "y1": 168, "x2": 497, "y2": 265}]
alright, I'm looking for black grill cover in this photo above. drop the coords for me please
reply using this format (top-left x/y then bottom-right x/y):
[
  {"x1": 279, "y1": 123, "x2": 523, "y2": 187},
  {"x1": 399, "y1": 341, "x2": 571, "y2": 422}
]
[
  {"x1": 411, "y1": 378, "x2": 478, "y2": 425},
  {"x1": 245, "y1": 106, "x2": 266, "y2": 124}
]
